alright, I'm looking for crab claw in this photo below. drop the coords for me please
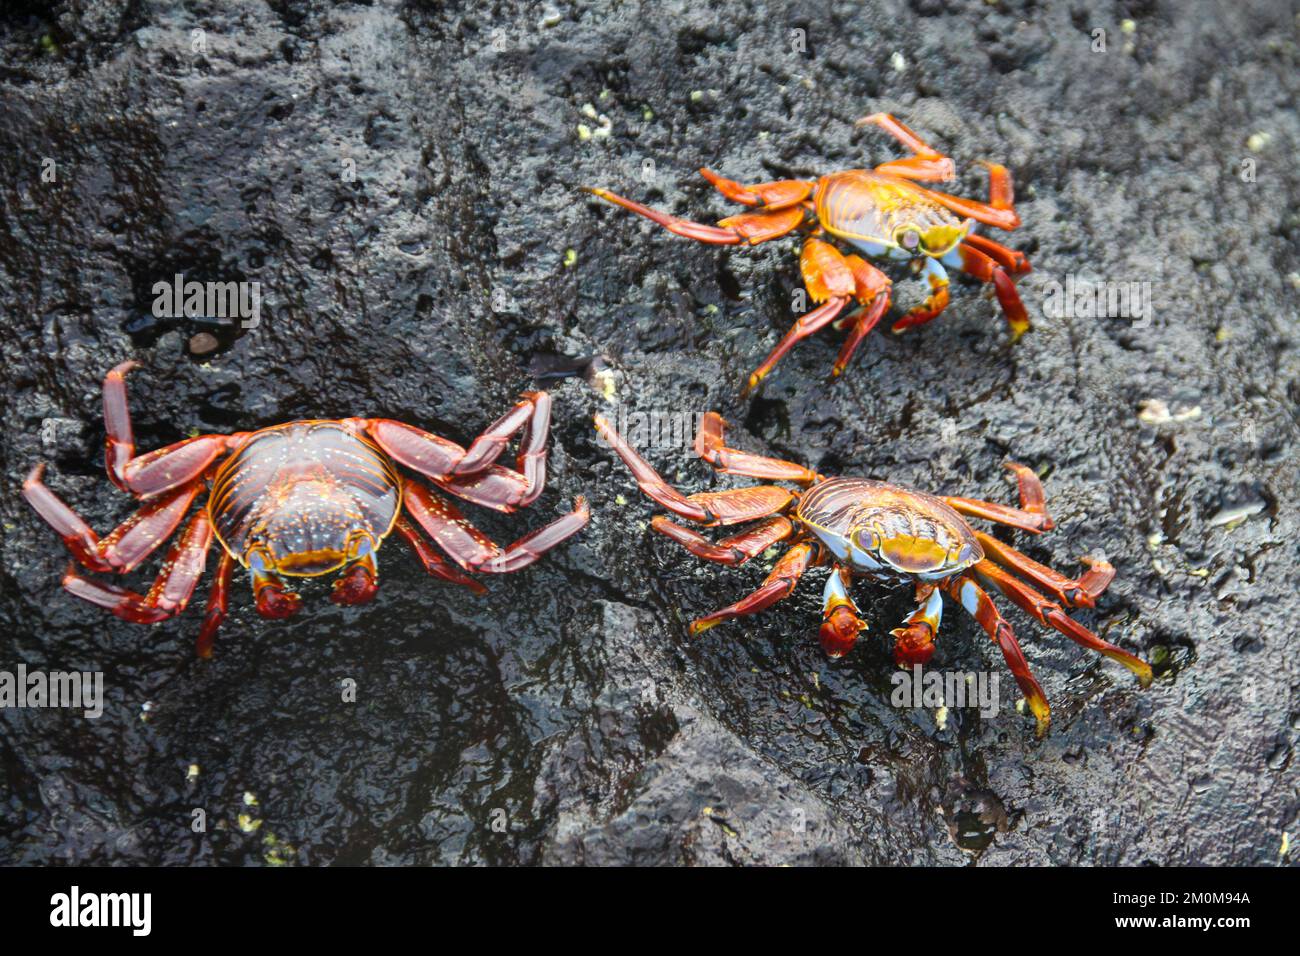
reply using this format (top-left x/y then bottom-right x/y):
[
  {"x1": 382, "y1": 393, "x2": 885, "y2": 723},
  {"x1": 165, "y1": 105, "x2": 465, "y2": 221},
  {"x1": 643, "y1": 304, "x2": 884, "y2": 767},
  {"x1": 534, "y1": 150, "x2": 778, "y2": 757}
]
[
  {"x1": 255, "y1": 584, "x2": 301, "y2": 619},
  {"x1": 819, "y1": 605, "x2": 866, "y2": 658},
  {"x1": 331, "y1": 563, "x2": 379, "y2": 606},
  {"x1": 891, "y1": 621, "x2": 937, "y2": 666}
]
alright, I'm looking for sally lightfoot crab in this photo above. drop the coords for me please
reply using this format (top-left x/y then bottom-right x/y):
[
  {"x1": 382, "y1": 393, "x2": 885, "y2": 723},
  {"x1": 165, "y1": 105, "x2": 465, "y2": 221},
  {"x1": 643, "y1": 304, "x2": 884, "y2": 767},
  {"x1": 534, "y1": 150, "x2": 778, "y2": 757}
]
[
  {"x1": 595, "y1": 412, "x2": 1150, "y2": 735},
  {"x1": 23, "y1": 362, "x2": 589, "y2": 656},
  {"x1": 586, "y1": 114, "x2": 1031, "y2": 394}
]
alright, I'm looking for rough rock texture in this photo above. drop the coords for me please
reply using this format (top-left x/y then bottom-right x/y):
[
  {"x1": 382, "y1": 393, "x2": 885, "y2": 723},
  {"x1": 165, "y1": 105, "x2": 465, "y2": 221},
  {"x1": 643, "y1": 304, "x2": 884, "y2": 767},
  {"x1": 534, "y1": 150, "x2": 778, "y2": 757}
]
[{"x1": 0, "y1": 0, "x2": 1295, "y2": 865}]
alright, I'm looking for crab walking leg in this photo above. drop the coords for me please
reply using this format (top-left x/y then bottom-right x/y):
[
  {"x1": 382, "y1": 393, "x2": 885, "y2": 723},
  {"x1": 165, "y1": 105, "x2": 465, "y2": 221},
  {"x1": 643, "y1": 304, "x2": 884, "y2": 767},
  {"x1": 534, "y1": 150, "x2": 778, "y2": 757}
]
[
  {"x1": 404, "y1": 481, "x2": 589, "y2": 574},
  {"x1": 23, "y1": 465, "x2": 203, "y2": 574},
  {"x1": 944, "y1": 462, "x2": 1054, "y2": 534},
  {"x1": 61, "y1": 510, "x2": 214, "y2": 625},
  {"x1": 916, "y1": 162, "x2": 1021, "y2": 231},
  {"x1": 944, "y1": 574, "x2": 1051, "y2": 736},
  {"x1": 438, "y1": 391, "x2": 552, "y2": 512},
  {"x1": 698, "y1": 168, "x2": 815, "y2": 210},
  {"x1": 714, "y1": 206, "x2": 809, "y2": 243},
  {"x1": 743, "y1": 298, "x2": 851, "y2": 395},
  {"x1": 452, "y1": 392, "x2": 549, "y2": 477},
  {"x1": 855, "y1": 113, "x2": 957, "y2": 182},
  {"x1": 972, "y1": 559, "x2": 1152, "y2": 685},
  {"x1": 890, "y1": 586, "x2": 944, "y2": 665},
  {"x1": 962, "y1": 233, "x2": 1031, "y2": 274},
  {"x1": 651, "y1": 515, "x2": 795, "y2": 566},
  {"x1": 101, "y1": 361, "x2": 231, "y2": 496},
  {"x1": 890, "y1": 257, "x2": 952, "y2": 333},
  {"x1": 583, "y1": 187, "x2": 743, "y2": 245},
  {"x1": 596, "y1": 414, "x2": 796, "y2": 524},
  {"x1": 973, "y1": 531, "x2": 1114, "y2": 608},
  {"x1": 693, "y1": 412, "x2": 821, "y2": 484},
  {"x1": 819, "y1": 564, "x2": 867, "y2": 657},
  {"x1": 958, "y1": 243, "x2": 1030, "y2": 339},
  {"x1": 743, "y1": 236, "x2": 858, "y2": 394},
  {"x1": 690, "y1": 541, "x2": 817, "y2": 635},
  {"x1": 393, "y1": 513, "x2": 486, "y2": 594},
  {"x1": 366, "y1": 396, "x2": 551, "y2": 514},
  {"x1": 195, "y1": 551, "x2": 235, "y2": 659}
]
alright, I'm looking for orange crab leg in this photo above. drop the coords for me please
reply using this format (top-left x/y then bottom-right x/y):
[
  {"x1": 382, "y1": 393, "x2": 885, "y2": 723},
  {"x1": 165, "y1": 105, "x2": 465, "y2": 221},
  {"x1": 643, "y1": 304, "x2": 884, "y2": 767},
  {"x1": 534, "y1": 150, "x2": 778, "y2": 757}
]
[
  {"x1": 742, "y1": 297, "x2": 850, "y2": 395},
  {"x1": 583, "y1": 186, "x2": 742, "y2": 245},
  {"x1": 829, "y1": 254, "x2": 893, "y2": 377},
  {"x1": 651, "y1": 514, "x2": 795, "y2": 565},
  {"x1": 958, "y1": 243, "x2": 1030, "y2": 339},
  {"x1": 944, "y1": 574, "x2": 1051, "y2": 736},
  {"x1": 917, "y1": 162, "x2": 1021, "y2": 231},
  {"x1": 972, "y1": 559, "x2": 1151, "y2": 686},
  {"x1": 23, "y1": 465, "x2": 203, "y2": 574},
  {"x1": 831, "y1": 294, "x2": 892, "y2": 377},
  {"x1": 693, "y1": 412, "x2": 821, "y2": 484},
  {"x1": 690, "y1": 541, "x2": 818, "y2": 635},
  {"x1": 699, "y1": 168, "x2": 814, "y2": 209},
  {"x1": 962, "y1": 233, "x2": 1030, "y2": 274},
  {"x1": 973, "y1": 531, "x2": 1113, "y2": 609},
  {"x1": 944, "y1": 462, "x2": 1054, "y2": 534},
  {"x1": 61, "y1": 510, "x2": 214, "y2": 625},
  {"x1": 195, "y1": 551, "x2": 235, "y2": 659},
  {"x1": 857, "y1": 113, "x2": 957, "y2": 182},
  {"x1": 743, "y1": 236, "x2": 857, "y2": 394},
  {"x1": 716, "y1": 206, "x2": 808, "y2": 244},
  {"x1": 596, "y1": 413, "x2": 796, "y2": 525}
]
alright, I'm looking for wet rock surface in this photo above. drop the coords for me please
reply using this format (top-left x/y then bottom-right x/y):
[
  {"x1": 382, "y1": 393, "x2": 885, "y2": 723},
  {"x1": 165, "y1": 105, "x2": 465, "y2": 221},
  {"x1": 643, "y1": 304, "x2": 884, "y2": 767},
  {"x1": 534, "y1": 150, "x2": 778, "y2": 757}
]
[{"x1": 0, "y1": 0, "x2": 1296, "y2": 865}]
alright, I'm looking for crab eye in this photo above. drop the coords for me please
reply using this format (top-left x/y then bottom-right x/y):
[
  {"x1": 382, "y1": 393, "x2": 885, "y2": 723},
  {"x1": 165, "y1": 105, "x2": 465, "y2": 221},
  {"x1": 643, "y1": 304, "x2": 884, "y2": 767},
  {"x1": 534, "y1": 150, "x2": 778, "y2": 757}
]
[
  {"x1": 898, "y1": 229, "x2": 921, "y2": 251},
  {"x1": 851, "y1": 529, "x2": 881, "y2": 553}
]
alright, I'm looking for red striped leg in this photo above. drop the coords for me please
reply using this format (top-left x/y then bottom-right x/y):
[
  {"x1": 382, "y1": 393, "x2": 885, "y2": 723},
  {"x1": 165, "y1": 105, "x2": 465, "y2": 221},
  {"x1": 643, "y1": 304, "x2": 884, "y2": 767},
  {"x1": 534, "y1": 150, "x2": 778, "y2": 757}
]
[
  {"x1": 404, "y1": 481, "x2": 588, "y2": 574},
  {"x1": 583, "y1": 186, "x2": 742, "y2": 244},
  {"x1": 698, "y1": 168, "x2": 814, "y2": 209},
  {"x1": 943, "y1": 574, "x2": 1051, "y2": 736},
  {"x1": 651, "y1": 515, "x2": 794, "y2": 565},
  {"x1": 962, "y1": 233, "x2": 1030, "y2": 274},
  {"x1": 693, "y1": 412, "x2": 820, "y2": 484},
  {"x1": 101, "y1": 362, "x2": 231, "y2": 495},
  {"x1": 958, "y1": 243, "x2": 1029, "y2": 339},
  {"x1": 973, "y1": 532, "x2": 1113, "y2": 608},
  {"x1": 856, "y1": 113, "x2": 957, "y2": 182},
  {"x1": 62, "y1": 510, "x2": 214, "y2": 625},
  {"x1": 394, "y1": 513, "x2": 486, "y2": 594},
  {"x1": 916, "y1": 161, "x2": 1021, "y2": 231},
  {"x1": 24, "y1": 465, "x2": 203, "y2": 574},
  {"x1": 690, "y1": 541, "x2": 817, "y2": 635},
  {"x1": 596, "y1": 414, "x2": 796, "y2": 525},
  {"x1": 972, "y1": 559, "x2": 1151, "y2": 686},
  {"x1": 943, "y1": 462, "x2": 1054, "y2": 534},
  {"x1": 196, "y1": 551, "x2": 236, "y2": 659}
]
